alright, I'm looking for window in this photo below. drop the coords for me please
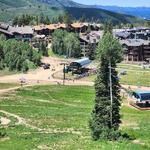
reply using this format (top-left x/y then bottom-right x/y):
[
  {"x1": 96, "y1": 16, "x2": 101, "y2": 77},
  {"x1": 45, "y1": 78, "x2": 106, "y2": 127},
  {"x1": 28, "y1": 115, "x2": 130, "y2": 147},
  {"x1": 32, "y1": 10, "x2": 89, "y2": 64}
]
[{"x1": 132, "y1": 92, "x2": 140, "y2": 100}]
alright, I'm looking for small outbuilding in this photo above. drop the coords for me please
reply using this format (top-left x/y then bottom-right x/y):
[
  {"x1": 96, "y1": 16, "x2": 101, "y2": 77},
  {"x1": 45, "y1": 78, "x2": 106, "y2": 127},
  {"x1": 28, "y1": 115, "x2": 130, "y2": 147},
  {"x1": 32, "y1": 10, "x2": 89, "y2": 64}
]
[
  {"x1": 70, "y1": 58, "x2": 91, "y2": 69},
  {"x1": 132, "y1": 90, "x2": 150, "y2": 103}
]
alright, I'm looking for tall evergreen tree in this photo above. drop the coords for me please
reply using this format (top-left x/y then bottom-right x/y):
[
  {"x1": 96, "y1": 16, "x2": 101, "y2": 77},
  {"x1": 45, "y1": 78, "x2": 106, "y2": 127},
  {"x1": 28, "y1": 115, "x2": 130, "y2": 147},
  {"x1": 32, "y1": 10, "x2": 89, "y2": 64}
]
[
  {"x1": 45, "y1": 16, "x2": 50, "y2": 24},
  {"x1": 103, "y1": 22, "x2": 113, "y2": 35},
  {"x1": 39, "y1": 42, "x2": 48, "y2": 56},
  {"x1": 89, "y1": 26, "x2": 123, "y2": 140},
  {"x1": 12, "y1": 16, "x2": 19, "y2": 26},
  {"x1": 63, "y1": 12, "x2": 73, "y2": 27},
  {"x1": 39, "y1": 13, "x2": 45, "y2": 24}
]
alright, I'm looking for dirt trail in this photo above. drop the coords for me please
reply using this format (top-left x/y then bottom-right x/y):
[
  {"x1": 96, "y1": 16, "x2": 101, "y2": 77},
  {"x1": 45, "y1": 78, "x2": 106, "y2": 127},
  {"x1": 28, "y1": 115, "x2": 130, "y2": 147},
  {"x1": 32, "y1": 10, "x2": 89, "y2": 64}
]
[
  {"x1": 31, "y1": 98, "x2": 77, "y2": 107},
  {"x1": 0, "y1": 57, "x2": 65, "y2": 84},
  {"x1": 0, "y1": 110, "x2": 23, "y2": 125},
  {"x1": 0, "y1": 110, "x2": 42, "y2": 130},
  {"x1": 0, "y1": 86, "x2": 22, "y2": 94},
  {"x1": 0, "y1": 110, "x2": 82, "y2": 135}
]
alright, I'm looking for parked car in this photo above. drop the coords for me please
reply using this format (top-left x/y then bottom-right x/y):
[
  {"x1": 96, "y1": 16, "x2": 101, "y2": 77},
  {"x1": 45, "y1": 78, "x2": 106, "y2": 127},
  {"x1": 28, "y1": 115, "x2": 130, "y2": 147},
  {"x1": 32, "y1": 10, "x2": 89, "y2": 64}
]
[
  {"x1": 43, "y1": 63, "x2": 50, "y2": 70},
  {"x1": 119, "y1": 70, "x2": 127, "y2": 75}
]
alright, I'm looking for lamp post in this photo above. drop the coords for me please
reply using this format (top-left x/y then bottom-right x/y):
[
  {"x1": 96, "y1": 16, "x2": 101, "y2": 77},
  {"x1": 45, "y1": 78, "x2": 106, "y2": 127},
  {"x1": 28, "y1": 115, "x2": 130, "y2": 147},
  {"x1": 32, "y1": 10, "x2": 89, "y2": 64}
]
[
  {"x1": 60, "y1": 62, "x2": 68, "y2": 85},
  {"x1": 109, "y1": 60, "x2": 113, "y2": 127}
]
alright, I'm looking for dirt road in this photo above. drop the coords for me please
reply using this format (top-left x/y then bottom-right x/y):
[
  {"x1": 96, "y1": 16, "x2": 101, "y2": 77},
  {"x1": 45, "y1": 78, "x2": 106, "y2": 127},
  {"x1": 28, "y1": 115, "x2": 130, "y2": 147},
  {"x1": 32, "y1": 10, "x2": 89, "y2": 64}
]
[
  {"x1": 0, "y1": 57, "x2": 65, "y2": 84},
  {"x1": 0, "y1": 56, "x2": 150, "y2": 92}
]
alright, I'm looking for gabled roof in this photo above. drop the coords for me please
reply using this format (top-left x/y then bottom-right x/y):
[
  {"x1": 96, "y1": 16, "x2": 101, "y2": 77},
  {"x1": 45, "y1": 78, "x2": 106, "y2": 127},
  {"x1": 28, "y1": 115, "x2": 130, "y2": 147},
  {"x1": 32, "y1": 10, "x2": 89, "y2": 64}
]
[
  {"x1": 133, "y1": 90, "x2": 150, "y2": 102},
  {"x1": 58, "y1": 23, "x2": 66, "y2": 29},
  {"x1": 114, "y1": 31, "x2": 131, "y2": 39},
  {"x1": 135, "y1": 90, "x2": 150, "y2": 95},
  {"x1": 8, "y1": 26, "x2": 33, "y2": 35},
  {"x1": 0, "y1": 28, "x2": 13, "y2": 36},
  {"x1": 120, "y1": 39, "x2": 150, "y2": 47},
  {"x1": 71, "y1": 22, "x2": 86, "y2": 28},
  {"x1": 34, "y1": 25, "x2": 44, "y2": 31},
  {"x1": 72, "y1": 58, "x2": 91, "y2": 67},
  {"x1": 80, "y1": 31, "x2": 103, "y2": 44},
  {"x1": 46, "y1": 24, "x2": 57, "y2": 30},
  {"x1": 33, "y1": 24, "x2": 67, "y2": 31},
  {"x1": 0, "y1": 22, "x2": 9, "y2": 30},
  {"x1": 0, "y1": 22, "x2": 34, "y2": 36},
  {"x1": 0, "y1": 22, "x2": 12, "y2": 35}
]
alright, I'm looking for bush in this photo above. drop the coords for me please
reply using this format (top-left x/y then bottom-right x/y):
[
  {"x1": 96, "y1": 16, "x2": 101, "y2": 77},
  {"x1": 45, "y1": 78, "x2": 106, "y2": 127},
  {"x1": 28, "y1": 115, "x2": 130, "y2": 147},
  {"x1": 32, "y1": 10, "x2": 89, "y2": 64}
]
[
  {"x1": 0, "y1": 39, "x2": 41, "y2": 72},
  {"x1": 0, "y1": 128, "x2": 7, "y2": 138},
  {"x1": 52, "y1": 29, "x2": 81, "y2": 58}
]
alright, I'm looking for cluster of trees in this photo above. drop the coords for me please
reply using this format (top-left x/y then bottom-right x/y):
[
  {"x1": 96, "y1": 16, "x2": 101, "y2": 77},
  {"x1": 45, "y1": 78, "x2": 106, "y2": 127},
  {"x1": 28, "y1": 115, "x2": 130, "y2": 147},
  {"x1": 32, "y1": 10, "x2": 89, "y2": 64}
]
[
  {"x1": 51, "y1": 30, "x2": 81, "y2": 58},
  {"x1": 0, "y1": 35, "x2": 41, "y2": 72},
  {"x1": 12, "y1": 11, "x2": 90, "y2": 27},
  {"x1": 12, "y1": 14, "x2": 50, "y2": 26},
  {"x1": 52, "y1": 12, "x2": 73, "y2": 25},
  {"x1": 52, "y1": 12, "x2": 104, "y2": 25},
  {"x1": 89, "y1": 23, "x2": 125, "y2": 140},
  {"x1": 12, "y1": 12, "x2": 73, "y2": 26},
  {"x1": 37, "y1": 41, "x2": 49, "y2": 57},
  {"x1": 114, "y1": 20, "x2": 150, "y2": 29}
]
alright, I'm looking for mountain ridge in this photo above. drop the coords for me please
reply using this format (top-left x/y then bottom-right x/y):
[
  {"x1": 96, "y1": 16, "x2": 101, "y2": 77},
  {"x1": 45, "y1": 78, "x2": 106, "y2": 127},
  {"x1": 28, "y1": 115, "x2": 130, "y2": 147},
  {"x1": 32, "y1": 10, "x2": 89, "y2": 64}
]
[
  {"x1": 94, "y1": 5, "x2": 150, "y2": 20},
  {"x1": 0, "y1": 0, "x2": 147, "y2": 24}
]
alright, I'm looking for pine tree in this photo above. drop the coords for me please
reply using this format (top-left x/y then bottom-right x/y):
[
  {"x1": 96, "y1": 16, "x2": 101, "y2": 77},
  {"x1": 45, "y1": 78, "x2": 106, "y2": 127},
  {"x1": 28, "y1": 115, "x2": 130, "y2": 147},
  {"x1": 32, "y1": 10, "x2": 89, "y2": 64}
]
[
  {"x1": 89, "y1": 25, "x2": 123, "y2": 140},
  {"x1": 39, "y1": 13, "x2": 45, "y2": 24},
  {"x1": 103, "y1": 22, "x2": 113, "y2": 35},
  {"x1": 39, "y1": 42, "x2": 48, "y2": 56},
  {"x1": 45, "y1": 16, "x2": 50, "y2": 24},
  {"x1": 63, "y1": 12, "x2": 73, "y2": 27},
  {"x1": 12, "y1": 16, "x2": 19, "y2": 26}
]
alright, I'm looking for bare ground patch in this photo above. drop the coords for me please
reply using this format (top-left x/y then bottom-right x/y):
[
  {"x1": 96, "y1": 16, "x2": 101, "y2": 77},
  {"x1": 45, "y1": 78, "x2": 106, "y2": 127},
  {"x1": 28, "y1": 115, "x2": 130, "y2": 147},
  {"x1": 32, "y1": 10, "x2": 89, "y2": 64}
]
[
  {"x1": 0, "y1": 117, "x2": 11, "y2": 126},
  {"x1": 133, "y1": 139, "x2": 146, "y2": 146}
]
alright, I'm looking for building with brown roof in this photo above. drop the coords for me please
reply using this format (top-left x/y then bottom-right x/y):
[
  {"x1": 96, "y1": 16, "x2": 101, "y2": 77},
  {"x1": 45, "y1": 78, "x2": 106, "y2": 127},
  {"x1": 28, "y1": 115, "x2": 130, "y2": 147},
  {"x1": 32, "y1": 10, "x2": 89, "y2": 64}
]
[
  {"x1": 70, "y1": 22, "x2": 88, "y2": 33},
  {"x1": 0, "y1": 23, "x2": 33, "y2": 41},
  {"x1": 33, "y1": 23, "x2": 67, "y2": 36},
  {"x1": 120, "y1": 39, "x2": 150, "y2": 62}
]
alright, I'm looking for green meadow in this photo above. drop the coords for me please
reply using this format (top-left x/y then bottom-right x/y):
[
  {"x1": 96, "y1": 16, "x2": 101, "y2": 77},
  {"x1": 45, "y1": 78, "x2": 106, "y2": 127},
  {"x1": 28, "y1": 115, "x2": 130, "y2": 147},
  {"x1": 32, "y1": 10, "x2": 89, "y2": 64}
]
[
  {"x1": 83, "y1": 63, "x2": 150, "y2": 87},
  {"x1": 0, "y1": 85, "x2": 150, "y2": 150}
]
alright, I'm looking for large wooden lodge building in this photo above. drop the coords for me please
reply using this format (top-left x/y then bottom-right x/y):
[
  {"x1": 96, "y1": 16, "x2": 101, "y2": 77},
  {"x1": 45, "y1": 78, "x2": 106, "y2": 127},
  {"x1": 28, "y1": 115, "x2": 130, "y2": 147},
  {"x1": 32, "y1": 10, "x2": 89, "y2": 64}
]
[
  {"x1": 33, "y1": 22, "x2": 101, "y2": 35},
  {"x1": 114, "y1": 27, "x2": 150, "y2": 62},
  {"x1": 0, "y1": 21, "x2": 150, "y2": 62},
  {"x1": 0, "y1": 23, "x2": 33, "y2": 41},
  {"x1": 120, "y1": 39, "x2": 150, "y2": 61}
]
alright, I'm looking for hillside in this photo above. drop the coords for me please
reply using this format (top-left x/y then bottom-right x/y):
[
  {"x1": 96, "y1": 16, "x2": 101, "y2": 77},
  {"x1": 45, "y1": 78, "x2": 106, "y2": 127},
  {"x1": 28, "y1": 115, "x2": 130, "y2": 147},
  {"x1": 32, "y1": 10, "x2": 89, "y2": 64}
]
[
  {"x1": 95, "y1": 5, "x2": 150, "y2": 20},
  {"x1": 66, "y1": 7, "x2": 143, "y2": 25},
  {"x1": 0, "y1": 0, "x2": 146, "y2": 24},
  {"x1": 0, "y1": 0, "x2": 64, "y2": 22},
  {"x1": 0, "y1": 0, "x2": 28, "y2": 8},
  {"x1": 37, "y1": 0, "x2": 86, "y2": 8},
  {"x1": 0, "y1": 0, "x2": 84, "y2": 9},
  {"x1": 0, "y1": 85, "x2": 150, "y2": 149}
]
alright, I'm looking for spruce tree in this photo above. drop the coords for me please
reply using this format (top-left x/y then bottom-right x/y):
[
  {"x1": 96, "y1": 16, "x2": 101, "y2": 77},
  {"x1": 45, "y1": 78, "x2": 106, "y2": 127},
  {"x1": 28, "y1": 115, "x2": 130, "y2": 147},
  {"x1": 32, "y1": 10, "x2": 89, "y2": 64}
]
[
  {"x1": 39, "y1": 42, "x2": 48, "y2": 56},
  {"x1": 89, "y1": 26, "x2": 123, "y2": 140}
]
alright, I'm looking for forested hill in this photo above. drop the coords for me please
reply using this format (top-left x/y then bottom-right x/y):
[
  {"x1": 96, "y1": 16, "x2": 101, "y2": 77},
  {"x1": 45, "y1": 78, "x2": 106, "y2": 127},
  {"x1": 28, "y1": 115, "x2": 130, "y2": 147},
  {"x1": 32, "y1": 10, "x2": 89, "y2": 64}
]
[
  {"x1": 0, "y1": 0, "x2": 146, "y2": 25},
  {"x1": 36, "y1": 0, "x2": 86, "y2": 8},
  {"x1": 95, "y1": 5, "x2": 150, "y2": 20},
  {"x1": 0, "y1": 0, "x2": 29, "y2": 8},
  {"x1": 0, "y1": 0, "x2": 64, "y2": 21},
  {"x1": 0, "y1": 0, "x2": 83, "y2": 8},
  {"x1": 66, "y1": 7, "x2": 143, "y2": 25}
]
